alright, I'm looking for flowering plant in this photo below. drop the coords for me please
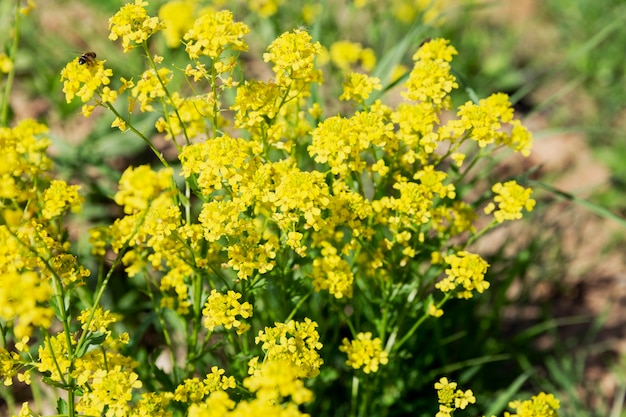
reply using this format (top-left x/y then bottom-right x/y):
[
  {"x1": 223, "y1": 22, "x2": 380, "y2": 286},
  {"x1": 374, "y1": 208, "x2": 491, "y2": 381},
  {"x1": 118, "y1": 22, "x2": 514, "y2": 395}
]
[{"x1": 0, "y1": 1, "x2": 557, "y2": 416}]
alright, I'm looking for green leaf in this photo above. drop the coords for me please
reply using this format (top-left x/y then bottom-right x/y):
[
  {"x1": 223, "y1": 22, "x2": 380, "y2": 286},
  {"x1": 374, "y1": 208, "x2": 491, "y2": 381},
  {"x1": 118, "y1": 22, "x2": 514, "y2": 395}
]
[{"x1": 75, "y1": 331, "x2": 108, "y2": 358}]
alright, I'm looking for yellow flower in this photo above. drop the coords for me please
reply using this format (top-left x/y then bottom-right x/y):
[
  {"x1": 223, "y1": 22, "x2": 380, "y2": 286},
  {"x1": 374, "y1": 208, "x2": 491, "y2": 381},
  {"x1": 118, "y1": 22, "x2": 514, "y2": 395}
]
[
  {"x1": 248, "y1": 0, "x2": 285, "y2": 17},
  {"x1": 0, "y1": 271, "x2": 54, "y2": 339},
  {"x1": 435, "y1": 251, "x2": 490, "y2": 299},
  {"x1": 340, "y1": 332, "x2": 389, "y2": 374},
  {"x1": 158, "y1": 0, "x2": 195, "y2": 48},
  {"x1": 506, "y1": 392, "x2": 560, "y2": 417},
  {"x1": 434, "y1": 377, "x2": 476, "y2": 413},
  {"x1": 0, "y1": 53, "x2": 13, "y2": 73},
  {"x1": 203, "y1": 366, "x2": 236, "y2": 392},
  {"x1": 244, "y1": 359, "x2": 313, "y2": 405},
  {"x1": 263, "y1": 29, "x2": 323, "y2": 88},
  {"x1": 131, "y1": 68, "x2": 172, "y2": 112},
  {"x1": 183, "y1": 10, "x2": 249, "y2": 59},
  {"x1": 0, "y1": 119, "x2": 52, "y2": 201},
  {"x1": 113, "y1": 165, "x2": 174, "y2": 214},
  {"x1": 42, "y1": 179, "x2": 83, "y2": 219},
  {"x1": 60, "y1": 56, "x2": 113, "y2": 105},
  {"x1": 202, "y1": 289, "x2": 253, "y2": 331},
  {"x1": 76, "y1": 366, "x2": 142, "y2": 417},
  {"x1": 108, "y1": 0, "x2": 165, "y2": 52},
  {"x1": 403, "y1": 38, "x2": 458, "y2": 108},
  {"x1": 484, "y1": 181, "x2": 536, "y2": 223},
  {"x1": 255, "y1": 318, "x2": 324, "y2": 378},
  {"x1": 340, "y1": 72, "x2": 382, "y2": 104},
  {"x1": 311, "y1": 242, "x2": 354, "y2": 298}
]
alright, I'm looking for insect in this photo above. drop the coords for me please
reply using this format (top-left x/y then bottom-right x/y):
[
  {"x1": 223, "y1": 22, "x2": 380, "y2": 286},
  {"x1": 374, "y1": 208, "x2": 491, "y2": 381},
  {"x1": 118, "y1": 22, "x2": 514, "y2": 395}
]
[{"x1": 78, "y1": 51, "x2": 97, "y2": 65}]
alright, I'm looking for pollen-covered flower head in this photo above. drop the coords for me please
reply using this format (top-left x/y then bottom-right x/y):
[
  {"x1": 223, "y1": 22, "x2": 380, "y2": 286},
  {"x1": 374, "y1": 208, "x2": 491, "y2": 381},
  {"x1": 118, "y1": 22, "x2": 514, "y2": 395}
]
[
  {"x1": 108, "y1": 0, "x2": 165, "y2": 52},
  {"x1": 183, "y1": 9, "x2": 249, "y2": 59},
  {"x1": 60, "y1": 56, "x2": 113, "y2": 105}
]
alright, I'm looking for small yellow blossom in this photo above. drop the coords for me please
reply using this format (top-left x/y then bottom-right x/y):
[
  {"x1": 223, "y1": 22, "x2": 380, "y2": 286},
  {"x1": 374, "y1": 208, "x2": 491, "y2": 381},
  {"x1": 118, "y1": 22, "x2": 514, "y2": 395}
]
[
  {"x1": 311, "y1": 242, "x2": 354, "y2": 298},
  {"x1": 248, "y1": 0, "x2": 285, "y2": 17},
  {"x1": 183, "y1": 10, "x2": 249, "y2": 59},
  {"x1": 108, "y1": 0, "x2": 165, "y2": 52},
  {"x1": 506, "y1": 392, "x2": 560, "y2": 417},
  {"x1": 340, "y1": 332, "x2": 389, "y2": 374},
  {"x1": 436, "y1": 251, "x2": 490, "y2": 299},
  {"x1": 202, "y1": 289, "x2": 253, "y2": 331},
  {"x1": 263, "y1": 29, "x2": 323, "y2": 88},
  {"x1": 111, "y1": 116, "x2": 127, "y2": 131},
  {"x1": 131, "y1": 68, "x2": 172, "y2": 112},
  {"x1": 19, "y1": 0, "x2": 36, "y2": 15},
  {"x1": 0, "y1": 53, "x2": 13, "y2": 73},
  {"x1": 42, "y1": 179, "x2": 83, "y2": 219},
  {"x1": 484, "y1": 181, "x2": 536, "y2": 223},
  {"x1": 158, "y1": 0, "x2": 195, "y2": 48},
  {"x1": 340, "y1": 72, "x2": 382, "y2": 104},
  {"x1": 428, "y1": 301, "x2": 444, "y2": 317},
  {"x1": 329, "y1": 40, "x2": 376, "y2": 72},
  {"x1": 76, "y1": 366, "x2": 142, "y2": 417},
  {"x1": 255, "y1": 318, "x2": 324, "y2": 378},
  {"x1": 114, "y1": 165, "x2": 174, "y2": 214},
  {"x1": 78, "y1": 307, "x2": 120, "y2": 333},
  {"x1": 244, "y1": 359, "x2": 313, "y2": 405},
  {"x1": 404, "y1": 38, "x2": 458, "y2": 108},
  {"x1": 434, "y1": 377, "x2": 476, "y2": 416},
  {"x1": 60, "y1": 56, "x2": 113, "y2": 105},
  {"x1": 0, "y1": 271, "x2": 54, "y2": 339},
  {"x1": 203, "y1": 366, "x2": 236, "y2": 392}
]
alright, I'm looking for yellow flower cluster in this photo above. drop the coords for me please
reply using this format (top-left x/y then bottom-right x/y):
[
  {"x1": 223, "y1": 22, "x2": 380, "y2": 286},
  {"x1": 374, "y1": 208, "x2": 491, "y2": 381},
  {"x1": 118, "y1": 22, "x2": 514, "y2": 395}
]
[
  {"x1": 60, "y1": 52, "x2": 114, "y2": 117},
  {"x1": 263, "y1": 29, "x2": 323, "y2": 89},
  {"x1": 311, "y1": 242, "x2": 354, "y2": 299},
  {"x1": 505, "y1": 392, "x2": 560, "y2": 417},
  {"x1": 184, "y1": 10, "x2": 249, "y2": 59},
  {"x1": 108, "y1": 0, "x2": 165, "y2": 52},
  {"x1": 404, "y1": 38, "x2": 458, "y2": 108},
  {"x1": 202, "y1": 289, "x2": 253, "y2": 333},
  {"x1": 434, "y1": 377, "x2": 476, "y2": 417},
  {"x1": 329, "y1": 40, "x2": 377, "y2": 72},
  {"x1": 339, "y1": 332, "x2": 389, "y2": 374},
  {"x1": 188, "y1": 359, "x2": 314, "y2": 416},
  {"x1": 484, "y1": 181, "x2": 537, "y2": 223},
  {"x1": 173, "y1": 367, "x2": 236, "y2": 403},
  {"x1": 158, "y1": 0, "x2": 195, "y2": 48},
  {"x1": 254, "y1": 318, "x2": 324, "y2": 378},
  {"x1": 0, "y1": 119, "x2": 51, "y2": 201},
  {"x1": 340, "y1": 72, "x2": 382, "y2": 104},
  {"x1": 436, "y1": 251, "x2": 490, "y2": 299},
  {"x1": 42, "y1": 179, "x2": 83, "y2": 220}
]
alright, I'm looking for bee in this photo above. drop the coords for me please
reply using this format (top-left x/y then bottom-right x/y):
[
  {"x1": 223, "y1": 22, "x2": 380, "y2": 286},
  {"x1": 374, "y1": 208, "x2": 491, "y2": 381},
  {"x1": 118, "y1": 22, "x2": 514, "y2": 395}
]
[{"x1": 78, "y1": 51, "x2": 97, "y2": 65}]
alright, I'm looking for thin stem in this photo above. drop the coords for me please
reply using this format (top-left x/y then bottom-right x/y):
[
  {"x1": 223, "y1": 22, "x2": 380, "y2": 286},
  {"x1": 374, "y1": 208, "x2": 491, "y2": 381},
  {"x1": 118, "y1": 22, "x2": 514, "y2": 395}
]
[
  {"x1": 0, "y1": 1, "x2": 20, "y2": 126},
  {"x1": 105, "y1": 102, "x2": 170, "y2": 168}
]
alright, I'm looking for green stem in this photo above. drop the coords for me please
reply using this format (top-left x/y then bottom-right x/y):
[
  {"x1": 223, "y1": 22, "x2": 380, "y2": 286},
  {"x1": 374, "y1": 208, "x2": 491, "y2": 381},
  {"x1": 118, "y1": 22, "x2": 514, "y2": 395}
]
[
  {"x1": 105, "y1": 102, "x2": 170, "y2": 168},
  {"x1": 0, "y1": 1, "x2": 20, "y2": 127},
  {"x1": 142, "y1": 42, "x2": 192, "y2": 147}
]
